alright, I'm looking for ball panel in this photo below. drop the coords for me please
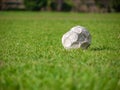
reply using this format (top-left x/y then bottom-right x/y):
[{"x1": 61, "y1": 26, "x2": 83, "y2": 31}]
[
  {"x1": 80, "y1": 41, "x2": 90, "y2": 49},
  {"x1": 71, "y1": 41, "x2": 80, "y2": 49},
  {"x1": 62, "y1": 38, "x2": 71, "y2": 48},
  {"x1": 71, "y1": 26, "x2": 83, "y2": 34},
  {"x1": 68, "y1": 32, "x2": 78, "y2": 42}
]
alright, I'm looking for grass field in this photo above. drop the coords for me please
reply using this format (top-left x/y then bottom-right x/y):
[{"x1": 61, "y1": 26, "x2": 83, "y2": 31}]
[{"x1": 0, "y1": 12, "x2": 120, "y2": 90}]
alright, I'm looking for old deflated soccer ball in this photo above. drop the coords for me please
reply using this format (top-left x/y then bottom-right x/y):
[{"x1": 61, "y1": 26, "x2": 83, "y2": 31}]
[{"x1": 62, "y1": 26, "x2": 91, "y2": 49}]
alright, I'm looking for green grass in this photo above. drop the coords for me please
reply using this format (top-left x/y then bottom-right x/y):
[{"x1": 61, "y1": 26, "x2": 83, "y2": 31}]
[{"x1": 0, "y1": 12, "x2": 120, "y2": 90}]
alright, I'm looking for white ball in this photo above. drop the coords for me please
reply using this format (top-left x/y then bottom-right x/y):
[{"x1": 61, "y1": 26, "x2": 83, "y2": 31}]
[{"x1": 62, "y1": 26, "x2": 91, "y2": 49}]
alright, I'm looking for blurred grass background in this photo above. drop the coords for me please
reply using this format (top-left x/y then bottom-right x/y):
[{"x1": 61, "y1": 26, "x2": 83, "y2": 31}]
[{"x1": 0, "y1": 12, "x2": 120, "y2": 90}]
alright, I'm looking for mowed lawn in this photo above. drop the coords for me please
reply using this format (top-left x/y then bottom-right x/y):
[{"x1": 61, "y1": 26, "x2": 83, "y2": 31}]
[{"x1": 0, "y1": 12, "x2": 120, "y2": 90}]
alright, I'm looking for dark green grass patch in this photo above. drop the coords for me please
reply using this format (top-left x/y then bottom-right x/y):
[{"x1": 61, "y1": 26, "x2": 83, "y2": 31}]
[{"x1": 0, "y1": 12, "x2": 120, "y2": 90}]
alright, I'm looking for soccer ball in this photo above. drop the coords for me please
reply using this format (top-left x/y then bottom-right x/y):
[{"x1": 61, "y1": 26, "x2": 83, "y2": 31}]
[{"x1": 62, "y1": 26, "x2": 91, "y2": 49}]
